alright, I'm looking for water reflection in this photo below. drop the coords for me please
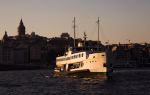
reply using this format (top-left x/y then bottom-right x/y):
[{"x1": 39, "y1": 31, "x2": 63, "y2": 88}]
[{"x1": 51, "y1": 72, "x2": 111, "y2": 94}]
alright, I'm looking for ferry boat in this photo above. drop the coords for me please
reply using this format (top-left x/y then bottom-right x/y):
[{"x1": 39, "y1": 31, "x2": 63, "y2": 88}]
[
  {"x1": 55, "y1": 47, "x2": 113, "y2": 76},
  {"x1": 54, "y1": 17, "x2": 113, "y2": 76}
]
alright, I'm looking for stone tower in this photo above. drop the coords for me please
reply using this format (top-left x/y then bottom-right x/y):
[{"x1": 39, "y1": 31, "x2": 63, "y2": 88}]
[{"x1": 18, "y1": 19, "x2": 26, "y2": 36}]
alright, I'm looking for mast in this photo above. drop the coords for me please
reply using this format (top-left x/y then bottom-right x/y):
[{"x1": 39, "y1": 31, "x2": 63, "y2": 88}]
[
  {"x1": 97, "y1": 17, "x2": 100, "y2": 45},
  {"x1": 73, "y1": 17, "x2": 76, "y2": 47},
  {"x1": 97, "y1": 17, "x2": 100, "y2": 50}
]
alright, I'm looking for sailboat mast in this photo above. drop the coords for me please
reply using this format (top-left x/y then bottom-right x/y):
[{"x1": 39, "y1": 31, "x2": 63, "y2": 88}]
[{"x1": 73, "y1": 17, "x2": 76, "y2": 47}]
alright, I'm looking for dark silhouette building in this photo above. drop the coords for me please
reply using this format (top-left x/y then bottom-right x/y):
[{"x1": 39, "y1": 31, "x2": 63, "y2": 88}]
[{"x1": 0, "y1": 19, "x2": 49, "y2": 68}]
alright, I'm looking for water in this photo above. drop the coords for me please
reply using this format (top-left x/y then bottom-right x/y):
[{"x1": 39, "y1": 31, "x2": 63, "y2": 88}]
[{"x1": 0, "y1": 69, "x2": 150, "y2": 95}]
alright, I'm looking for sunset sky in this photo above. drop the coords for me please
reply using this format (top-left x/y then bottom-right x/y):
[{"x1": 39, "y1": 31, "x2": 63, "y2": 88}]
[{"x1": 0, "y1": 0, "x2": 150, "y2": 44}]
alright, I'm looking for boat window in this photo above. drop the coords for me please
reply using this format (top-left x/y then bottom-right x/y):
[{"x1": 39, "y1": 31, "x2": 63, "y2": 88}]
[
  {"x1": 102, "y1": 55, "x2": 105, "y2": 56},
  {"x1": 93, "y1": 56, "x2": 95, "y2": 58},
  {"x1": 103, "y1": 63, "x2": 106, "y2": 67},
  {"x1": 75, "y1": 55, "x2": 77, "y2": 58},
  {"x1": 80, "y1": 63, "x2": 84, "y2": 67},
  {"x1": 82, "y1": 53, "x2": 84, "y2": 57}
]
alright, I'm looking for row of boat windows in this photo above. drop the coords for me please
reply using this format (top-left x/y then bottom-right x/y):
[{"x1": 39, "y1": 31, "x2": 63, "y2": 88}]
[{"x1": 57, "y1": 53, "x2": 84, "y2": 61}]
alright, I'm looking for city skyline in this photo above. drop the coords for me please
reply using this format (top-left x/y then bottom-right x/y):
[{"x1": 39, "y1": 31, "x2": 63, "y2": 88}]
[{"x1": 0, "y1": 0, "x2": 150, "y2": 44}]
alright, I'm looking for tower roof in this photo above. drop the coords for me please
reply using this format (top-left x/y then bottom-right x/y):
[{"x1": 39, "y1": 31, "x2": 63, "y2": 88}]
[
  {"x1": 20, "y1": 19, "x2": 24, "y2": 25},
  {"x1": 18, "y1": 19, "x2": 26, "y2": 36}
]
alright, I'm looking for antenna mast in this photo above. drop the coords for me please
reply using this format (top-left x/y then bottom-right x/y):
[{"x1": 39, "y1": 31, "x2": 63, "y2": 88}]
[{"x1": 73, "y1": 17, "x2": 76, "y2": 47}]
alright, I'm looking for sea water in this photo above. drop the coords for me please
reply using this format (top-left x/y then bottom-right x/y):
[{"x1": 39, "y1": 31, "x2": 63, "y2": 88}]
[{"x1": 0, "y1": 69, "x2": 150, "y2": 95}]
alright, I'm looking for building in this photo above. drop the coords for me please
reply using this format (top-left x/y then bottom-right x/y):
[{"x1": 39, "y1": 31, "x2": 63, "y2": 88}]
[{"x1": 0, "y1": 19, "x2": 48, "y2": 66}]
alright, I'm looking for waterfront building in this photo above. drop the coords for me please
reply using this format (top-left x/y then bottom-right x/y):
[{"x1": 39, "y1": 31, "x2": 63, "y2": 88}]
[{"x1": 0, "y1": 19, "x2": 48, "y2": 66}]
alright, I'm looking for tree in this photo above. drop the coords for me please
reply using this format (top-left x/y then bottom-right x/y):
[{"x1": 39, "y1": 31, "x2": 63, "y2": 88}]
[{"x1": 60, "y1": 33, "x2": 70, "y2": 39}]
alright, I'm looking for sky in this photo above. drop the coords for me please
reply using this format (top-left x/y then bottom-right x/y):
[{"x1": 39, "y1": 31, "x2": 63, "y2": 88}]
[{"x1": 0, "y1": 0, "x2": 150, "y2": 44}]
